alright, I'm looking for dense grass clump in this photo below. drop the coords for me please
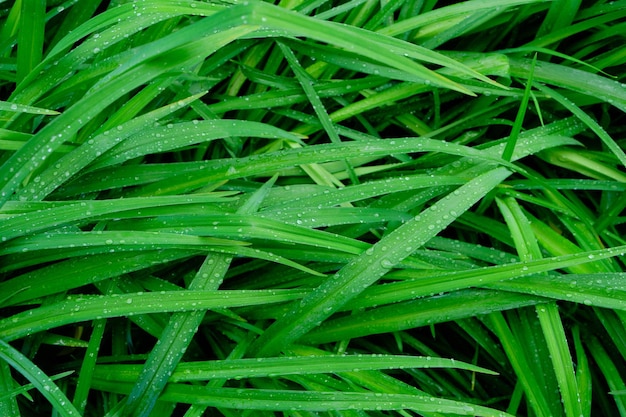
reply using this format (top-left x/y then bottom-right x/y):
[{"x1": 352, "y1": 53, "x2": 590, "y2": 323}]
[{"x1": 1, "y1": 0, "x2": 625, "y2": 416}]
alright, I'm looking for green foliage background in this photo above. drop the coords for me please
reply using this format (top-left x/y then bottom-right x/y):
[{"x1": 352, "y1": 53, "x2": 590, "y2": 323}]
[{"x1": 0, "y1": 0, "x2": 625, "y2": 416}]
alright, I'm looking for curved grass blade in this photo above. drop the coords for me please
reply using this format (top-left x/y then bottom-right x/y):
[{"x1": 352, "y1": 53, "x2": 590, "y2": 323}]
[
  {"x1": 0, "y1": 339, "x2": 80, "y2": 417},
  {"x1": 0, "y1": 250, "x2": 198, "y2": 308},
  {"x1": 89, "y1": 119, "x2": 302, "y2": 170},
  {"x1": 93, "y1": 382, "x2": 515, "y2": 416},
  {"x1": 92, "y1": 354, "x2": 497, "y2": 383},
  {"x1": 379, "y1": 0, "x2": 551, "y2": 38},
  {"x1": 0, "y1": 231, "x2": 247, "y2": 256},
  {"x1": 63, "y1": 137, "x2": 514, "y2": 197},
  {"x1": 249, "y1": 166, "x2": 512, "y2": 357},
  {"x1": 532, "y1": 82, "x2": 626, "y2": 167},
  {"x1": 509, "y1": 57, "x2": 626, "y2": 113},
  {"x1": 20, "y1": 92, "x2": 207, "y2": 200},
  {"x1": 302, "y1": 289, "x2": 542, "y2": 344},
  {"x1": 0, "y1": 194, "x2": 237, "y2": 243},
  {"x1": 264, "y1": 175, "x2": 467, "y2": 210},
  {"x1": 0, "y1": 20, "x2": 256, "y2": 205},
  {"x1": 346, "y1": 245, "x2": 626, "y2": 310},
  {"x1": 0, "y1": 100, "x2": 59, "y2": 115},
  {"x1": 15, "y1": 1, "x2": 226, "y2": 103},
  {"x1": 250, "y1": 1, "x2": 479, "y2": 94},
  {"x1": 486, "y1": 273, "x2": 626, "y2": 311},
  {"x1": 0, "y1": 289, "x2": 307, "y2": 342}
]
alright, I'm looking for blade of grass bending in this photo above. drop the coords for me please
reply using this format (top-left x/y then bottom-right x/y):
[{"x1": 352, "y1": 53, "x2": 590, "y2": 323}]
[
  {"x1": 532, "y1": 82, "x2": 626, "y2": 167},
  {"x1": 502, "y1": 54, "x2": 536, "y2": 161},
  {"x1": 0, "y1": 250, "x2": 198, "y2": 308},
  {"x1": 0, "y1": 100, "x2": 59, "y2": 115},
  {"x1": 499, "y1": 46, "x2": 610, "y2": 76},
  {"x1": 249, "y1": 166, "x2": 512, "y2": 357},
  {"x1": 0, "y1": 289, "x2": 306, "y2": 342},
  {"x1": 495, "y1": 196, "x2": 541, "y2": 261},
  {"x1": 89, "y1": 119, "x2": 302, "y2": 171},
  {"x1": 21, "y1": 92, "x2": 206, "y2": 200},
  {"x1": 86, "y1": 137, "x2": 516, "y2": 198},
  {"x1": 0, "y1": 231, "x2": 246, "y2": 259},
  {"x1": 0, "y1": 194, "x2": 236, "y2": 243},
  {"x1": 16, "y1": 1, "x2": 226, "y2": 104},
  {"x1": 527, "y1": 213, "x2": 609, "y2": 274},
  {"x1": 96, "y1": 382, "x2": 515, "y2": 416},
  {"x1": 103, "y1": 215, "x2": 368, "y2": 257},
  {"x1": 379, "y1": 0, "x2": 550, "y2": 38},
  {"x1": 509, "y1": 58, "x2": 626, "y2": 113},
  {"x1": 485, "y1": 273, "x2": 626, "y2": 311},
  {"x1": 92, "y1": 354, "x2": 497, "y2": 383},
  {"x1": 0, "y1": 21, "x2": 255, "y2": 206},
  {"x1": 120, "y1": 176, "x2": 276, "y2": 417},
  {"x1": 342, "y1": 246, "x2": 626, "y2": 310},
  {"x1": 250, "y1": 1, "x2": 478, "y2": 94},
  {"x1": 302, "y1": 289, "x2": 543, "y2": 344},
  {"x1": 419, "y1": 7, "x2": 504, "y2": 50},
  {"x1": 278, "y1": 38, "x2": 432, "y2": 84},
  {"x1": 0, "y1": 339, "x2": 80, "y2": 417},
  {"x1": 46, "y1": 1, "x2": 226, "y2": 59}
]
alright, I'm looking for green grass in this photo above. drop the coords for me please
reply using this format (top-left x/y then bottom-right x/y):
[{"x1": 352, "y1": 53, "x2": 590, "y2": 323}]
[{"x1": 0, "y1": 0, "x2": 625, "y2": 416}]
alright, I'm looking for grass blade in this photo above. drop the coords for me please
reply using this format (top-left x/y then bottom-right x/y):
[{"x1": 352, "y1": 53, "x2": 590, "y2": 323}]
[
  {"x1": 502, "y1": 54, "x2": 536, "y2": 161},
  {"x1": 536, "y1": 302, "x2": 583, "y2": 417},
  {"x1": 95, "y1": 383, "x2": 515, "y2": 416},
  {"x1": 16, "y1": 0, "x2": 45, "y2": 84},
  {"x1": 0, "y1": 339, "x2": 80, "y2": 417},
  {"x1": 250, "y1": 166, "x2": 512, "y2": 357}
]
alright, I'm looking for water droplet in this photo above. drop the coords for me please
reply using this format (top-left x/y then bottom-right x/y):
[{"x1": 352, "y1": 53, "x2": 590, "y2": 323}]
[{"x1": 380, "y1": 259, "x2": 394, "y2": 268}]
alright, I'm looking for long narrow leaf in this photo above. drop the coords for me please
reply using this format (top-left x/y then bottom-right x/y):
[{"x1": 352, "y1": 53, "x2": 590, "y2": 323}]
[{"x1": 250, "y1": 167, "x2": 512, "y2": 356}]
